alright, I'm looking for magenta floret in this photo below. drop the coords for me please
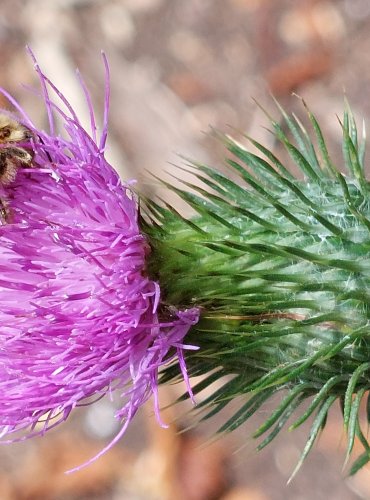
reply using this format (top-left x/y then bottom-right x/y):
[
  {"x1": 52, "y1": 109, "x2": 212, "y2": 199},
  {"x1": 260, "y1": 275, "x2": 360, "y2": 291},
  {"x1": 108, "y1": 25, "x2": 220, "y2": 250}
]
[{"x1": 0, "y1": 51, "x2": 199, "y2": 469}]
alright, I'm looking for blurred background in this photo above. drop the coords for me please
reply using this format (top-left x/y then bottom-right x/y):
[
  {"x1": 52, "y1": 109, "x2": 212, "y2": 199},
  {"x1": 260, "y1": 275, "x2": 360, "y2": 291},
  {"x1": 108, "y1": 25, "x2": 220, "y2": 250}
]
[{"x1": 1, "y1": 0, "x2": 370, "y2": 498}]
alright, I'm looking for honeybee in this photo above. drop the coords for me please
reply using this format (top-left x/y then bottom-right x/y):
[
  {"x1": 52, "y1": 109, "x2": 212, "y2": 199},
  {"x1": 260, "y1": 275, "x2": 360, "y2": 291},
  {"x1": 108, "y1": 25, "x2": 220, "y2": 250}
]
[
  {"x1": 0, "y1": 114, "x2": 35, "y2": 185},
  {"x1": 0, "y1": 114, "x2": 35, "y2": 222}
]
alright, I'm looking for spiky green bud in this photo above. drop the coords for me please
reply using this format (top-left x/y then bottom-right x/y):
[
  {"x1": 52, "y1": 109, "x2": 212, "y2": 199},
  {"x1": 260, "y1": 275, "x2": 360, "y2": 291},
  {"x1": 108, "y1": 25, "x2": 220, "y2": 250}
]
[{"x1": 142, "y1": 98, "x2": 370, "y2": 477}]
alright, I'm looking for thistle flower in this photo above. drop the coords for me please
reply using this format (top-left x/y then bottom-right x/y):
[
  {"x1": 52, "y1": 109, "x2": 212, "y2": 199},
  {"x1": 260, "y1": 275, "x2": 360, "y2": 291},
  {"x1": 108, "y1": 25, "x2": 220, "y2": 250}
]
[
  {"x1": 0, "y1": 51, "x2": 198, "y2": 470},
  {"x1": 4, "y1": 51, "x2": 370, "y2": 479}
]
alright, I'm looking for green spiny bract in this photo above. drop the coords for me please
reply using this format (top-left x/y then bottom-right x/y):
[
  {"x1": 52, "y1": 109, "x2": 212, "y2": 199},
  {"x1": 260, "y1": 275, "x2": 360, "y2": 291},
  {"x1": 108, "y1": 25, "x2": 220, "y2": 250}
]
[{"x1": 142, "y1": 99, "x2": 370, "y2": 477}]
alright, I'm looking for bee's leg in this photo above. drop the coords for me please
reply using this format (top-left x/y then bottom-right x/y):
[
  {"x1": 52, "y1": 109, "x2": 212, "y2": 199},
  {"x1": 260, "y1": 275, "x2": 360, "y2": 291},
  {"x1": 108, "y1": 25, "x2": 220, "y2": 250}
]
[
  {"x1": 6, "y1": 147, "x2": 33, "y2": 167},
  {"x1": 37, "y1": 136, "x2": 52, "y2": 162},
  {"x1": 0, "y1": 151, "x2": 8, "y2": 179},
  {"x1": 0, "y1": 197, "x2": 9, "y2": 223},
  {"x1": 0, "y1": 152, "x2": 16, "y2": 184}
]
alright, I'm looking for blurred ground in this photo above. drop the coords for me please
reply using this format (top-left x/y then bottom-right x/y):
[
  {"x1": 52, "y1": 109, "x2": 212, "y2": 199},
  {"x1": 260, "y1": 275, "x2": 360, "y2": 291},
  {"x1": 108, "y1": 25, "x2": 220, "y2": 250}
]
[{"x1": 1, "y1": 0, "x2": 370, "y2": 498}]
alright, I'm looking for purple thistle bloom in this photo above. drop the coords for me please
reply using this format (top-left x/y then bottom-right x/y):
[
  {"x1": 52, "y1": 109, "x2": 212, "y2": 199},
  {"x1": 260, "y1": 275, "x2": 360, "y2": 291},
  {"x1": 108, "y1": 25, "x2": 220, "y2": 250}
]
[{"x1": 0, "y1": 50, "x2": 199, "y2": 471}]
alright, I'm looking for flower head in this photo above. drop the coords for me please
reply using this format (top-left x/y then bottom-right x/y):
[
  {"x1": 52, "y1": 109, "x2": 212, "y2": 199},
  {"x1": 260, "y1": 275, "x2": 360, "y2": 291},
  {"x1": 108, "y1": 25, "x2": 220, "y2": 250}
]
[{"x1": 0, "y1": 50, "x2": 198, "y2": 470}]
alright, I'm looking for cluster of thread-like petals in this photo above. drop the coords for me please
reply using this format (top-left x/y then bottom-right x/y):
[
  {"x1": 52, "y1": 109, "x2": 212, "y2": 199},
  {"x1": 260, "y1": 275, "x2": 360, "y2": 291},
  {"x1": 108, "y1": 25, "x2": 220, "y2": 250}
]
[{"x1": 0, "y1": 51, "x2": 198, "y2": 467}]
